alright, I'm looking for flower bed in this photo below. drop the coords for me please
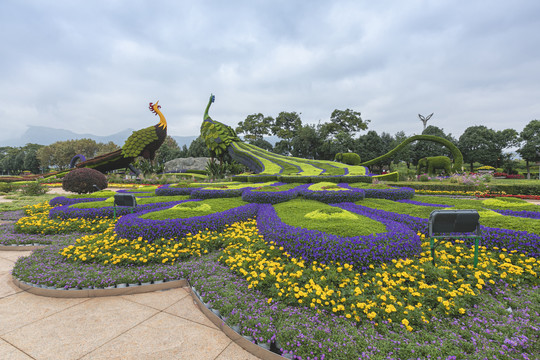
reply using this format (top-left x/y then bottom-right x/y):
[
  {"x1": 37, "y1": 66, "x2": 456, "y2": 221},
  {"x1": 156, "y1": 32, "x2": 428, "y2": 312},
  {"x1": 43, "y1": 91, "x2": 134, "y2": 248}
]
[
  {"x1": 256, "y1": 204, "x2": 420, "y2": 269},
  {"x1": 298, "y1": 185, "x2": 365, "y2": 203},
  {"x1": 0, "y1": 222, "x2": 83, "y2": 246},
  {"x1": 155, "y1": 183, "x2": 202, "y2": 196},
  {"x1": 363, "y1": 187, "x2": 415, "y2": 200},
  {"x1": 190, "y1": 188, "x2": 245, "y2": 199},
  {"x1": 114, "y1": 203, "x2": 259, "y2": 242},
  {"x1": 7, "y1": 189, "x2": 540, "y2": 360},
  {"x1": 49, "y1": 196, "x2": 108, "y2": 207},
  {"x1": 492, "y1": 209, "x2": 540, "y2": 220},
  {"x1": 342, "y1": 203, "x2": 540, "y2": 258},
  {"x1": 241, "y1": 187, "x2": 299, "y2": 204},
  {"x1": 48, "y1": 200, "x2": 186, "y2": 220},
  {"x1": 396, "y1": 199, "x2": 454, "y2": 207}
]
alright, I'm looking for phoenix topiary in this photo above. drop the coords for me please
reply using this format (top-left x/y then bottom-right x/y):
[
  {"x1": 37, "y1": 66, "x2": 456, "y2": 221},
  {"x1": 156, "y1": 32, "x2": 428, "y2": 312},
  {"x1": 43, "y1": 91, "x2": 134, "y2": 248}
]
[{"x1": 62, "y1": 168, "x2": 108, "y2": 194}]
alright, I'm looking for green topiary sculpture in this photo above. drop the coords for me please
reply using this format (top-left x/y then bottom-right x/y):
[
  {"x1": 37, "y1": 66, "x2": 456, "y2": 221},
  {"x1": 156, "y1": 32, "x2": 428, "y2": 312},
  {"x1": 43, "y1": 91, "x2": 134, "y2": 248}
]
[
  {"x1": 200, "y1": 94, "x2": 240, "y2": 161},
  {"x1": 416, "y1": 156, "x2": 452, "y2": 175},
  {"x1": 360, "y1": 134, "x2": 463, "y2": 173}
]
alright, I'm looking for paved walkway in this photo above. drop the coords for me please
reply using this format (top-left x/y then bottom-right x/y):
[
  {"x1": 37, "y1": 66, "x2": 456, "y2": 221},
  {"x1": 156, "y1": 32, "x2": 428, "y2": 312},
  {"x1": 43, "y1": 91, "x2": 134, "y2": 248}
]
[{"x1": 0, "y1": 250, "x2": 258, "y2": 360}]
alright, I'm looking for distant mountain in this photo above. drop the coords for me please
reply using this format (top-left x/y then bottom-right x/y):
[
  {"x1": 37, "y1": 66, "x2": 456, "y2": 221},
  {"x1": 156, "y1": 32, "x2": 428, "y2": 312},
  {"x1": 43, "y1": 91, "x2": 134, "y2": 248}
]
[
  {"x1": 1, "y1": 126, "x2": 199, "y2": 148},
  {"x1": 0, "y1": 126, "x2": 278, "y2": 149}
]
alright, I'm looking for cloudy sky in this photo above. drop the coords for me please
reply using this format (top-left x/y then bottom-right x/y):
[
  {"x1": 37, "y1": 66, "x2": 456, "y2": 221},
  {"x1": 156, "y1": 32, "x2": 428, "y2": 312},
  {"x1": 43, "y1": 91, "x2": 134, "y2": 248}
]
[{"x1": 1, "y1": 0, "x2": 539, "y2": 145}]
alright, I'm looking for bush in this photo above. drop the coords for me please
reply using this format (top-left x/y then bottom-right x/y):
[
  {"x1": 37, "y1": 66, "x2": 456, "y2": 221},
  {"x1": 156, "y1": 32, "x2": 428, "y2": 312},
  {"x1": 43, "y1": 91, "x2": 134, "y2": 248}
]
[
  {"x1": 21, "y1": 182, "x2": 48, "y2": 196},
  {"x1": 419, "y1": 174, "x2": 430, "y2": 182},
  {"x1": 62, "y1": 168, "x2": 108, "y2": 194},
  {"x1": 334, "y1": 152, "x2": 361, "y2": 165},
  {"x1": 0, "y1": 182, "x2": 14, "y2": 193}
]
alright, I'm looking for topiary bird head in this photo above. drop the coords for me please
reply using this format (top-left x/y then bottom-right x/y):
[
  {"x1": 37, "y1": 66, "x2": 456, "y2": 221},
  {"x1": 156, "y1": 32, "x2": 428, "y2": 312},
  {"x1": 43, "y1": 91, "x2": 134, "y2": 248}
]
[{"x1": 149, "y1": 101, "x2": 167, "y2": 129}]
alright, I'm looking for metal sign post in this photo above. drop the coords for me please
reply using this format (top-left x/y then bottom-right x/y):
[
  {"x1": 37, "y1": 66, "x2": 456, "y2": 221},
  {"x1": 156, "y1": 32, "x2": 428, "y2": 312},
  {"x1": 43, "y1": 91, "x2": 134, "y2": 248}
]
[
  {"x1": 428, "y1": 210, "x2": 481, "y2": 268},
  {"x1": 113, "y1": 194, "x2": 137, "y2": 218}
]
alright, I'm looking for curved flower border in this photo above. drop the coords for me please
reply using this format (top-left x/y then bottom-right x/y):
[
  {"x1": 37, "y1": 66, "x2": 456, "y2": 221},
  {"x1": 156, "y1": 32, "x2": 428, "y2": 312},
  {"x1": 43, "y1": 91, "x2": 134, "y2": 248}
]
[
  {"x1": 48, "y1": 200, "x2": 187, "y2": 220},
  {"x1": 115, "y1": 203, "x2": 260, "y2": 242},
  {"x1": 155, "y1": 184, "x2": 202, "y2": 196},
  {"x1": 298, "y1": 186, "x2": 365, "y2": 204},
  {"x1": 49, "y1": 196, "x2": 108, "y2": 207},
  {"x1": 256, "y1": 203, "x2": 420, "y2": 269},
  {"x1": 341, "y1": 203, "x2": 540, "y2": 258}
]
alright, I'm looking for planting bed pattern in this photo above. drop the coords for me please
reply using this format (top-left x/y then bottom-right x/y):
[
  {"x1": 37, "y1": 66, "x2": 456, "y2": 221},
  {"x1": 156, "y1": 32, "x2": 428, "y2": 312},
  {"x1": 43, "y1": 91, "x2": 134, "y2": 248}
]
[{"x1": 5, "y1": 182, "x2": 540, "y2": 360}]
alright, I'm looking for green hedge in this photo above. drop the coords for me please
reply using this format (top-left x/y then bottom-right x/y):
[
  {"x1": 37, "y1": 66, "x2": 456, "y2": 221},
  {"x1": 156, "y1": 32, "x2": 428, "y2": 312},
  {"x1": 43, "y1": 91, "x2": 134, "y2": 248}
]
[
  {"x1": 386, "y1": 182, "x2": 540, "y2": 195},
  {"x1": 309, "y1": 176, "x2": 373, "y2": 184},
  {"x1": 246, "y1": 175, "x2": 279, "y2": 183},
  {"x1": 373, "y1": 172, "x2": 399, "y2": 182},
  {"x1": 278, "y1": 175, "x2": 312, "y2": 183},
  {"x1": 231, "y1": 175, "x2": 249, "y2": 182}
]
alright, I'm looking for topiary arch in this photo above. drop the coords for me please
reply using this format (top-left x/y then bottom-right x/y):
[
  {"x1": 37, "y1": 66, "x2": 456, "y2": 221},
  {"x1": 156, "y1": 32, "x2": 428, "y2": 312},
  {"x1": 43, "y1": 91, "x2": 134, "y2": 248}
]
[{"x1": 359, "y1": 134, "x2": 463, "y2": 173}]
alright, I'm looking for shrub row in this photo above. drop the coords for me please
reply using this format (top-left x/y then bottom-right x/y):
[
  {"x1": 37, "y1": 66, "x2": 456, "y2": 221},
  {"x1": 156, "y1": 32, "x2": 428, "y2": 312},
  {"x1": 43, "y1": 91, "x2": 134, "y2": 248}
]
[
  {"x1": 386, "y1": 182, "x2": 540, "y2": 195},
  {"x1": 242, "y1": 187, "x2": 299, "y2": 204},
  {"x1": 235, "y1": 174, "x2": 373, "y2": 184},
  {"x1": 299, "y1": 187, "x2": 365, "y2": 203}
]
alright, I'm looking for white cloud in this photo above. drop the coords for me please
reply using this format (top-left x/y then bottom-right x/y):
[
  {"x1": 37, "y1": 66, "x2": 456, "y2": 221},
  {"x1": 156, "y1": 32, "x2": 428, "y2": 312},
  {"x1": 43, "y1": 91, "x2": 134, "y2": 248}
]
[{"x1": 0, "y1": 0, "x2": 539, "y2": 146}]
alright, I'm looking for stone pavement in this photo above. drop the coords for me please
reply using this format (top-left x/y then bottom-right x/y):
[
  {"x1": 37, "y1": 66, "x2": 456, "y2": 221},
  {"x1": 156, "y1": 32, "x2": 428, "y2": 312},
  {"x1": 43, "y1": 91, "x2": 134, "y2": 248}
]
[{"x1": 0, "y1": 250, "x2": 259, "y2": 360}]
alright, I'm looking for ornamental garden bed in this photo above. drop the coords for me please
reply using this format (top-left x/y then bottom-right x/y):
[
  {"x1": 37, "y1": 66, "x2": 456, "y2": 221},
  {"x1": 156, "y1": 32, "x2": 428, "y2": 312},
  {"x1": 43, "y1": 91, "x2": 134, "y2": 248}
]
[{"x1": 4, "y1": 182, "x2": 540, "y2": 360}]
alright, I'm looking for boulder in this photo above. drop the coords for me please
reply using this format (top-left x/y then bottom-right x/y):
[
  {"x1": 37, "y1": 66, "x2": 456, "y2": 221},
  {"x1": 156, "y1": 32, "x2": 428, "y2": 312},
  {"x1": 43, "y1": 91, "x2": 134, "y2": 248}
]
[{"x1": 164, "y1": 157, "x2": 210, "y2": 173}]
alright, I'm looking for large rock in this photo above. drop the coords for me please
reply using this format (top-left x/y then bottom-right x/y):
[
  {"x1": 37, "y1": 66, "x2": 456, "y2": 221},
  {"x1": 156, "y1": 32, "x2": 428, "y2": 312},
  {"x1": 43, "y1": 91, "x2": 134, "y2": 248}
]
[{"x1": 164, "y1": 157, "x2": 210, "y2": 173}]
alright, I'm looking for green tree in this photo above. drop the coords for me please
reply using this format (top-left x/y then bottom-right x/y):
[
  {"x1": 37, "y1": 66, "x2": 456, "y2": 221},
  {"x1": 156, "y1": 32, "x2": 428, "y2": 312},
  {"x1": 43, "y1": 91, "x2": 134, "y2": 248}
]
[
  {"x1": 318, "y1": 109, "x2": 368, "y2": 156},
  {"x1": 517, "y1": 120, "x2": 540, "y2": 178},
  {"x1": 291, "y1": 124, "x2": 322, "y2": 159},
  {"x1": 96, "y1": 141, "x2": 120, "y2": 156},
  {"x1": 392, "y1": 131, "x2": 413, "y2": 167},
  {"x1": 493, "y1": 129, "x2": 519, "y2": 168},
  {"x1": 458, "y1": 125, "x2": 498, "y2": 171},
  {"x1": 320, "y1": 109, "x2": 368, "y2": 139},
  {"x1": 355, "y1": 131, "x2": 384, "y2": 173},
  {"x1": 155, "y1": 136, "x2": 182, "y2": 166},
  {"x1": 271, "y1": 112, "x2": 302, "y2": 155},
  {"x1": 187, "y1": 136, "x2": 211, "y2": 158},
  {"x1": 250, "y1": 138, "x2": 274, "y2": 151},
  {"x1": 236, "y1": 113, "x2": 274, "y2": 142}
]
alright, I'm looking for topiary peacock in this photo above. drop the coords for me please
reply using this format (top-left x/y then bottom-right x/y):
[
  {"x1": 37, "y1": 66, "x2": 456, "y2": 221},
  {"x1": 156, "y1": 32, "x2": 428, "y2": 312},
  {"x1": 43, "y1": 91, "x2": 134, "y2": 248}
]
[
  {"x1": 200, "y1": 94, "x2": 240, "y2": 163},
  {"x1": 73, "y1": 101, "x2": 168, "y2": 174}
]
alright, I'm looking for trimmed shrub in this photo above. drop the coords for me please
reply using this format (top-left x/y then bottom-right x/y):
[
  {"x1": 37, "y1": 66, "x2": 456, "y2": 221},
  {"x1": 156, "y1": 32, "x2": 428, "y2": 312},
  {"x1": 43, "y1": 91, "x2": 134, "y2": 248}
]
[
  {"x1": 0, "y1": 182, "x2": 14, "y2": 193},
  {"x1": 373, "y1": 172, "x2": 399, "y2": 182},
  {"x1": 62, "y1": 168, "x2": 108, "y2": 194},
  {"x1": 334, "y1": 152, "x2": 361, "y2": 165},
  {"x1": 20, "y1": 182, "x2": 48, "y2": 196},
  {"x1": 310, "y1": 175, "x2": 373, "y2": 184},
  {"x1": 386, "y1": 182, "x2": 540, "y2": 196},
  {"x1": 232, "y1": 175, "x2": 249, "y2": 182},
  {"x1": 246, "y1": 175, "x2": 279, "y2": 182},
  {"x1": 278, "y1": 175, "x2": 312, "y2": 183}
]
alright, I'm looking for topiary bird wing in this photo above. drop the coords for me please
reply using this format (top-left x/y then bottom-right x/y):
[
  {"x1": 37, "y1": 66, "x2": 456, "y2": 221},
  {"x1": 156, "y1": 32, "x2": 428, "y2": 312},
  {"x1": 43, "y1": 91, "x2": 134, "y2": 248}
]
[{"x1": 121, "y1": 126, "x2": 159, "y2": 158}]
